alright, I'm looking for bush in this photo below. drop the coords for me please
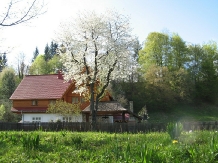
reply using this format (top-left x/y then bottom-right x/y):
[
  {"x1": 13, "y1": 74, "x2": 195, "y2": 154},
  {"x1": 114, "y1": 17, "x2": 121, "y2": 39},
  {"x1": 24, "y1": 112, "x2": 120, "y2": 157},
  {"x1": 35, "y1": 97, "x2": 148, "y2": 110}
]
[{"x1": 167, "y1": 122, "x2": 183, "y2": 140}]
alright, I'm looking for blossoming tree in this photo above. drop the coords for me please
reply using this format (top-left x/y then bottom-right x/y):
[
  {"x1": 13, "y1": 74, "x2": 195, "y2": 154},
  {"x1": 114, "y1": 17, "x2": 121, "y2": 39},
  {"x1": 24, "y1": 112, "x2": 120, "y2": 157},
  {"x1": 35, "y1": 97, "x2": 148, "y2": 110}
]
[{"x1": 56, "y1": 11, "x2": 137, "y2": 123}]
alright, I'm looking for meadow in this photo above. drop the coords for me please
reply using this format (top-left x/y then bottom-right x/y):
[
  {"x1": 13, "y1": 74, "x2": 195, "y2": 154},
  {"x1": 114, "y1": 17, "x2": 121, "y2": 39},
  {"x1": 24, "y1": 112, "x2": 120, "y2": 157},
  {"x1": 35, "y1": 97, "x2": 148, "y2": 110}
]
[{"x1": 1, "y1": 129, "x2": 218, "y2": 162}]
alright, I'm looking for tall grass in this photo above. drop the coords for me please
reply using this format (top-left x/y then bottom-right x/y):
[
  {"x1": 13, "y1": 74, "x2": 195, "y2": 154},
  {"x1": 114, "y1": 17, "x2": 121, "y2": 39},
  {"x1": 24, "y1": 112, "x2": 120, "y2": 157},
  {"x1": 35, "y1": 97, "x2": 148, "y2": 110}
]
[{"x1": 1, "y1": 130, "x2": 218, "y2": 162}]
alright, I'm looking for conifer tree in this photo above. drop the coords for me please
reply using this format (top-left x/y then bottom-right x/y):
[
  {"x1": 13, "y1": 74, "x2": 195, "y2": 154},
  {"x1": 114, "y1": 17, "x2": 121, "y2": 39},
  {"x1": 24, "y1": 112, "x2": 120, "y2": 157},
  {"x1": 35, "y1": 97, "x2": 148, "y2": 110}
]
[
  {"x1": 32, "y1": 47, "x2": 39, "y2": 62},
  {"x1": 44, "y1": 43, "x2": 51, "y2": 61},
  {"x1": 0, "y1": 53, "x2": 7, "y2": 72},
  {"x1": 50, "y1": 41, "x2": 58, "y2": 57}
]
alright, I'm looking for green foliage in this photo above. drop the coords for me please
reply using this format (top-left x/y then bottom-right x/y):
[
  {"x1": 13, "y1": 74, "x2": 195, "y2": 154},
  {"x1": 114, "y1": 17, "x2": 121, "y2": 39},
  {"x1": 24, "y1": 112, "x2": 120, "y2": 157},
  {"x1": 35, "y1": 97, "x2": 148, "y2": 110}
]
[
  {"x1": 167, "y1": 122, "x2": 183, "y2": 140},
  {"x1": 29, "y1": 54, "x2": 63, "y2": 75},
  {"x1": 48, "y1": 54, "x2": 63, "y2": 72},
  {"x1": 139, "y1": 32, "x2": 170, "y2": 70},
  {"x1": 169, "y1": 33, "x2": 188, "y2": 70},
  {"x1": 139, "y1": 32, "x2": 193, "y2": 111},
  {"x1": 47, "y1": 100, "x2": 81, "y2": 116},
  {"x1": 138, "y1": 32, "x2": 218, "y2": 112},
  {"x1": 29, "y1": 55, "x2": 48, "y2": 74},
  {"x1": 44, "y1": 43, "x2": 51, "y2": 61},
  {"x1": 0, "y1": 99, "x2": 21, "y2": 122},
  {"x1": 0, "y1": 53, "x2": 7, "y2": 72},
  {"x1": 187, "y1": 42, "x2": 218, "y2": 104},
  {"x1": 71, "y1": 136, "x2": 83, "y2": 148},
  {"x1": 44, "y1": 42, "x2": 59, "y2": 61},
  {"x1": 0, "y1": 67, "x2": 17, "y2": 99},
  {"x1": 50, "y1": 41, "x2": 58, "y2": 57},
  {"x1": 143, "y1": 65, "x2": 192, "y2": 111},
  {"x1": 110, "y1": 79, "x2": 147, "y2": 113},
  {"x1": 0, "y1": 104, "x2": 5, "y2": 120},
  {"x1": 21, "y1": 132, "x2": 40, "y2": 150}
]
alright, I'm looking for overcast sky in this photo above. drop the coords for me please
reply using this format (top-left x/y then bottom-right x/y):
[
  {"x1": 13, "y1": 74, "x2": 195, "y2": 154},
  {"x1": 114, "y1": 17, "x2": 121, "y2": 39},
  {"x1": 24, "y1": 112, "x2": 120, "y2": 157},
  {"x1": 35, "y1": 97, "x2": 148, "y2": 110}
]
[{"x1": 2, "y1": 0, "x2": 218, "y2": 67}]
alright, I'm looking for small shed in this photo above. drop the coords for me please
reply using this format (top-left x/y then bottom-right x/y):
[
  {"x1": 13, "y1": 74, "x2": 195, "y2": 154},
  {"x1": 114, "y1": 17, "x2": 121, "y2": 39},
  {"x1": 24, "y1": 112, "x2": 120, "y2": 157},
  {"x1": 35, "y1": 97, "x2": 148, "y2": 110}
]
[{"x1": 82, "y1": 101, "x2": 142, "y2": 123}]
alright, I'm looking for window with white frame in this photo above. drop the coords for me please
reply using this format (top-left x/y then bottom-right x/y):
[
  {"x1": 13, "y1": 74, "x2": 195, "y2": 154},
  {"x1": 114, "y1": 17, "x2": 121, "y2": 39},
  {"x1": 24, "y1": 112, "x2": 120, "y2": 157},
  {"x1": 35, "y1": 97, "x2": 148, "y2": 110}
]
[
  {"x1": 72, "y1": 97, "x2": 79, "y2": 104},
  {"x1": 32, "y1": 117, "x2": 41, "y2": 122},
  {"x1": 63, "y1": 117, "x2": 72, "y2": 122}
]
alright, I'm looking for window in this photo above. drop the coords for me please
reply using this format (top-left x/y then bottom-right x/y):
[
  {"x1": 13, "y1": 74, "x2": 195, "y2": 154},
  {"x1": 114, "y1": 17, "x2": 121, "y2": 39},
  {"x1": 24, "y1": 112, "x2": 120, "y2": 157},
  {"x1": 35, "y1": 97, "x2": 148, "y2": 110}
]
[
  {"x1": 72, "y1": 97, "x2": 79, "y2": 104},
  {"x1": 32, "y1": 117, "x2": 41, "y2": 122},
  {"x1": 32, "y1": 100, "x2": 38, "y2": 106},
  {"x1": 63, "y1": 117, "x2": 72, "y2": 122}
]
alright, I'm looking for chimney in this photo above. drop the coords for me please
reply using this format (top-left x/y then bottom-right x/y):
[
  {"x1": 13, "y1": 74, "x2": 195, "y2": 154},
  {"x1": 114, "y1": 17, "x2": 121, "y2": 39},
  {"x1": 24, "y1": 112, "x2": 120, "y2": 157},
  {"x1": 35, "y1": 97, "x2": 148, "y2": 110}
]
[{"x1": 57, "y1": 70, "x2": 63, "y2": 79}]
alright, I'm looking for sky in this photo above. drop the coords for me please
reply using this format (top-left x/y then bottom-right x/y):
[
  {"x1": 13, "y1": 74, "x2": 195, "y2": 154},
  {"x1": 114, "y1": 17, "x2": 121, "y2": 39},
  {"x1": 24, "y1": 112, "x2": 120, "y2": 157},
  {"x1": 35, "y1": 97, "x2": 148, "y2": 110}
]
[{"x1": 1, "y1": 0, "x2": 218, "y2": 67}]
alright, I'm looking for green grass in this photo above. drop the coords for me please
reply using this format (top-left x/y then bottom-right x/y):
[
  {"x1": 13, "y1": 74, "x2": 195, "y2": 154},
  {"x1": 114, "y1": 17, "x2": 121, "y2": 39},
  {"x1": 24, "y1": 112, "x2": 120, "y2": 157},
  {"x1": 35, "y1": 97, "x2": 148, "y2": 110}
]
[
  {"x1": 148, "y1": 103, "x2": 218, "y2": 123},
  {"x1": 1, "y1": 130, "x2": 218, "y2": 162}
]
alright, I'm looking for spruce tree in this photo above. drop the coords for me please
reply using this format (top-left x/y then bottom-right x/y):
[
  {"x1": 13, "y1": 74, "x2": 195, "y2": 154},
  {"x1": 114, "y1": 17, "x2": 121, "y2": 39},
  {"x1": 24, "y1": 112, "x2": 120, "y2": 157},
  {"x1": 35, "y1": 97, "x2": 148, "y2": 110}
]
[
  {"x1": 32, "y1": 47, "x2": 39, "y2": 62},
  {"x1": 0, "y1": 53, "x2": 7, "y2": 72},
  {"x1": 44, "y1": 43, "x2": 51, "y2": 61},
  {"x1": 50, "y1": 41, "x2": 58, "y2": 57}
]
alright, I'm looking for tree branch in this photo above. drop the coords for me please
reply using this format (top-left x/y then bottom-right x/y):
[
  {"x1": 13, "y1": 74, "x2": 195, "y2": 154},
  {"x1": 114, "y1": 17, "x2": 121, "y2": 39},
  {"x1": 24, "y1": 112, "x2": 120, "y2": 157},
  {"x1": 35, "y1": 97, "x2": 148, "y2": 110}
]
[
  {"x1": 96, "y1": 59, "x2": 117, "y2": 101},
  {"x1": 0, "y1": 0, "x2": 46, "y2": 27}
]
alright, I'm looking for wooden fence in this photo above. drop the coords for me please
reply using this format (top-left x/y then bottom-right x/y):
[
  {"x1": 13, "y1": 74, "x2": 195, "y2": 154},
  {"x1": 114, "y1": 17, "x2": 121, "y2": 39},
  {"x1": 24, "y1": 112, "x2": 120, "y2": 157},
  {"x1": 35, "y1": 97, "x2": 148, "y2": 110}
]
[{"x1": 0, "y1": 121, "x2": 218, "y2": 132}]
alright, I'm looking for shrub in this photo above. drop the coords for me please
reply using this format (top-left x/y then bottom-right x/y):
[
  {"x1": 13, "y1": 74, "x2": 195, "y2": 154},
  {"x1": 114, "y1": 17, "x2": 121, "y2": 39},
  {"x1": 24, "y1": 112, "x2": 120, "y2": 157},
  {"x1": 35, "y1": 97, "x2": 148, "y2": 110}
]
[{"x1": 167, "y1": 122, "x2": 183, "y2": 140}]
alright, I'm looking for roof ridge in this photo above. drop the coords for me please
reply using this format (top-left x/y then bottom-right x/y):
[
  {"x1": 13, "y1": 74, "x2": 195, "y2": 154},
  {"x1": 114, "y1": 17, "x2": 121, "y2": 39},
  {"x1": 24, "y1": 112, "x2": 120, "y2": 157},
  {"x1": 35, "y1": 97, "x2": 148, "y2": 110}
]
[{"x1": 25, "y1": 74, "x2": 59, "y2": 77}]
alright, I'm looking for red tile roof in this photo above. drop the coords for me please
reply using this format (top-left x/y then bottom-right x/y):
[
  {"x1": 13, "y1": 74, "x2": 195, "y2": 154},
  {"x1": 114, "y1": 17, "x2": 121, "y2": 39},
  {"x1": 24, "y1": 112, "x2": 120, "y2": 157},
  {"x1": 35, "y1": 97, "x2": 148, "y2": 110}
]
[{"x1": 10, "y1": 74, "x2": 71, "y2": 100}]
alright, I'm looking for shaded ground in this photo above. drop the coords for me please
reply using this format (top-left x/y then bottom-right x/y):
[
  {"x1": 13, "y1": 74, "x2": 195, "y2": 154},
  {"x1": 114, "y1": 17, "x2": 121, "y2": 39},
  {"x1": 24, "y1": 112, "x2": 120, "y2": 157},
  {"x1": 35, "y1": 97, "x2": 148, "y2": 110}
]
[{"x1": 148, "y1": 103, "x2": 218, "y2": 123}]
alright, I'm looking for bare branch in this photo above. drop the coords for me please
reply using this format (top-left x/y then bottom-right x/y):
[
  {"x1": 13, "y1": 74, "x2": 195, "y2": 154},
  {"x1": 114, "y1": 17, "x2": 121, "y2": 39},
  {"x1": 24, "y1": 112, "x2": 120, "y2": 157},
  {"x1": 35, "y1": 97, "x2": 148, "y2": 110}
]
[
  {"x1": 0, "y1": 1, "x2": 13, "y2": 25},
  {"x1": 0, "y1": 0, "x2": 46, "y2": 27}
]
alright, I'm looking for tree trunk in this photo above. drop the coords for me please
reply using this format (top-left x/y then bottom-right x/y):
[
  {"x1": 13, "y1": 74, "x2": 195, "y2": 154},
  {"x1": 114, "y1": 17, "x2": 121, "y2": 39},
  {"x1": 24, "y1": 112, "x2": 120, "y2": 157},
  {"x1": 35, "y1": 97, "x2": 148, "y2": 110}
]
[{"x1": 90, "y1": 83, "x2": 96, "y2": 130}]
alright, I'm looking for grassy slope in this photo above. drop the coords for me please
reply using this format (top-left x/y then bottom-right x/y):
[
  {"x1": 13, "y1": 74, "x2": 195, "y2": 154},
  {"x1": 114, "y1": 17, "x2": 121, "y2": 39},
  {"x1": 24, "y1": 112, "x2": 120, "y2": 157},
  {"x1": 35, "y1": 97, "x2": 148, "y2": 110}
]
[{"x1": 148, "y1": 103, "x2": 218, "y2": 123}]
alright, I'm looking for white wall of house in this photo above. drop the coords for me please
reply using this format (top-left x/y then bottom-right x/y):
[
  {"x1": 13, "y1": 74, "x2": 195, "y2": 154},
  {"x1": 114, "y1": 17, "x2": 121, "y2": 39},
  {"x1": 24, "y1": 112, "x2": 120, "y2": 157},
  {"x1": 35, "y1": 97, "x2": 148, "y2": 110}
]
[{"x1": 22, "y1": 113, "x2": 83, "y2": 122}]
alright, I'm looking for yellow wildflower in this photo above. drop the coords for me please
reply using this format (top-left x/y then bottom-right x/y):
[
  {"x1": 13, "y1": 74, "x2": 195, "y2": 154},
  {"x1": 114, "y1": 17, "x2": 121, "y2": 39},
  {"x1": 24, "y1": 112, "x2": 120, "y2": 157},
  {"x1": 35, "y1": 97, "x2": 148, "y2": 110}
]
[{"x1": 172, "y1": 140, "x2": 178, "y2": 144}]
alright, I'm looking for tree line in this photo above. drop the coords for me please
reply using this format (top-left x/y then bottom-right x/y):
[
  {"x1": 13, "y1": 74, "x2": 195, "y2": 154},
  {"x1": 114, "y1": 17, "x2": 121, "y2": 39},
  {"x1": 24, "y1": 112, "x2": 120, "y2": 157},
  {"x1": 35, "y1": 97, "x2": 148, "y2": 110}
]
[
  {"x1": 113, "y1": 32, "x2": 218, "y2": 113},
  {"x1": 30, "y1": 42, "x2": 62, "y2": 75}
]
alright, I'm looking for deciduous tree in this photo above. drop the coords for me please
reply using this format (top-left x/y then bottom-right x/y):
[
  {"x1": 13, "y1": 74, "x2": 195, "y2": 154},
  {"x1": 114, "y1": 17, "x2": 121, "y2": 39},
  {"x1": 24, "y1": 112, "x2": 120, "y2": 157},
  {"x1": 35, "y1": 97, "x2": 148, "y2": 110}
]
[
  {"x1": 17, "y1": 53, "x2": 28, "y2": 79},
  {"x1": 29, "y1": 54, "x2": 63, "y2": 75},
  {"x1": 47, "y1": 100, "x2": 81, "y2": 117},
  {"x1": 169, "y1": 33, "x2": 188, "y2": 70},
  {"x1": 0, "y1": 67, "x2": 16, "y2": 99},
  {"x1": 139, "y1": 32, "x2": 170, "y2": 72},
  {"x1": 57, "y1": 11, "x2": 137, "y2": 124},
  {"x1": 29, "y1": 55, "x2": 48, "y2": 75}
]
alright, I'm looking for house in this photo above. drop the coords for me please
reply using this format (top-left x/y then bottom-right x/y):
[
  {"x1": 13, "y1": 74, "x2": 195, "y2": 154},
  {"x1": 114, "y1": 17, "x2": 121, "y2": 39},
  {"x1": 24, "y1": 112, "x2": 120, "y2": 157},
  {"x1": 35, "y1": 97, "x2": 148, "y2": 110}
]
[{"x1": 10, "y1": 72, "x2": 142, "y2": 123}]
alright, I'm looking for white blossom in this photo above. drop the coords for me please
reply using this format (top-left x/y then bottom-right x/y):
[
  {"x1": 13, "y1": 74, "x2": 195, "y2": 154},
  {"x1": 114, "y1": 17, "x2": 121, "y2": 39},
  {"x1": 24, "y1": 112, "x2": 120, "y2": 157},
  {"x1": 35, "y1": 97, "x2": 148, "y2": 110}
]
[{"x1": 56, "y1": 10, "x2": 138, "y2": 99}]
